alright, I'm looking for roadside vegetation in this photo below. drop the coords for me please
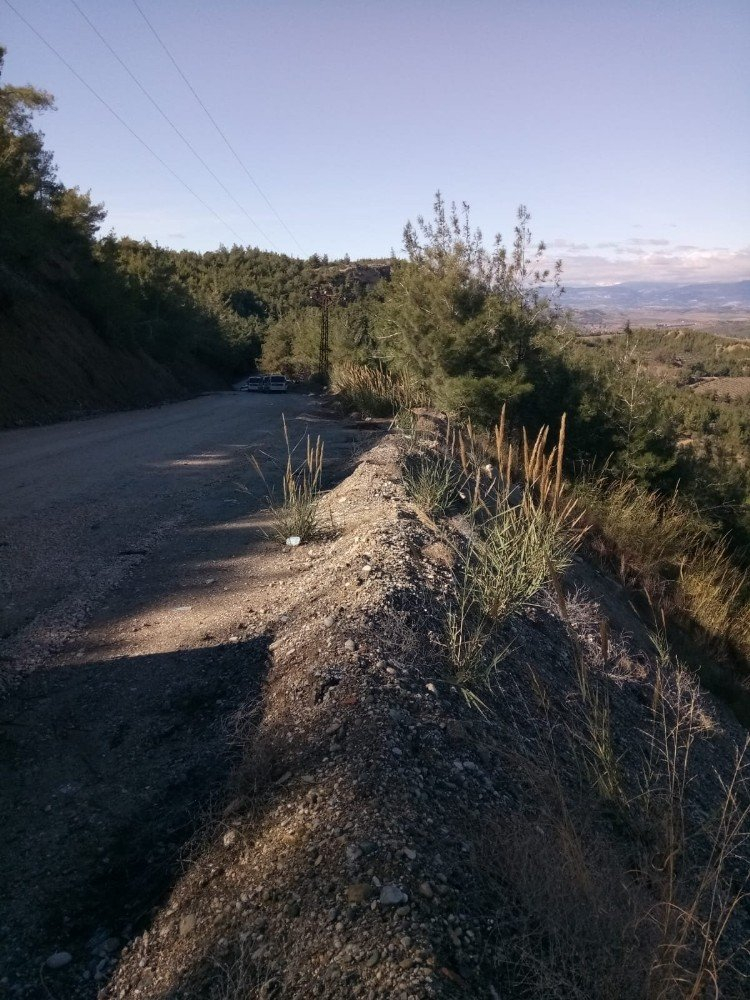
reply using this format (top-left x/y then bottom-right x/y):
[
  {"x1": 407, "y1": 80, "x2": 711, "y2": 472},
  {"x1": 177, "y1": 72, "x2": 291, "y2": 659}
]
[
  {"x1": 5, "y1": 41, "x2": 749, "y2": 1000},
  {"x1": 309, "y1": 195, "x2": 750, "y2": 724},
  {"x1": 249, "y1": 418, "x2": 327, "y2": 544}
]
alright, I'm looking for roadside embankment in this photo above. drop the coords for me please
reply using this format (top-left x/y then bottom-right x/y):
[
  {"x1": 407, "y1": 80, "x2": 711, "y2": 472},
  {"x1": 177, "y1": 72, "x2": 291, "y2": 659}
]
[{"x1": 103, "y1": 426, "x2": 750, "y2": 999}]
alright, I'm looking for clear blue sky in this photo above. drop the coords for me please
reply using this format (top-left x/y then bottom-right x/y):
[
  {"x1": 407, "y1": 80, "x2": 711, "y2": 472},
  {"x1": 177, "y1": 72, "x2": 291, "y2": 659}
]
[{"x1": 4, "y1": 0, "x2": 749, "y2": 283}]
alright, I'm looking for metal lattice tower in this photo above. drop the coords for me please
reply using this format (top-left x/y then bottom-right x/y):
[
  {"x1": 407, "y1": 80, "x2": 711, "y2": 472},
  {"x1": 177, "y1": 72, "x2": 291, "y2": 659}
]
[{"x1": 311, "y1": 284, "x2": 334, "y2": 378}]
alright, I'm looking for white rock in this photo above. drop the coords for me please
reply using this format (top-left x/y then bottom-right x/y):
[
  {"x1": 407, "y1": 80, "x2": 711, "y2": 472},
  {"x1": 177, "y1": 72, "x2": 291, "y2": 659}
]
[{"x1": 45, "y1": 952, "x2": 72, "y2": 970}]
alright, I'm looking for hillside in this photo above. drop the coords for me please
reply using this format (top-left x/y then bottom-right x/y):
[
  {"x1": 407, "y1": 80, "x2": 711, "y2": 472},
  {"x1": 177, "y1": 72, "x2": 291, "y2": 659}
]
[
  {"x1": 0, "y1": 287, "x2": 227, "y2": 429},
  {"x1": 564, "y1": 281, "x2": 750, "y2": 335}
]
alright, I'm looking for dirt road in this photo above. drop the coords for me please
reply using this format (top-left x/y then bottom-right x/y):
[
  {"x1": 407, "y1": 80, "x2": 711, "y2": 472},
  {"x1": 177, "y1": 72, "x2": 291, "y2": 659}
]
[
  {"x1": 0, "y1": 391, "x2": 371, "y2": 997},
  {"x1": 0, "y1": 391, "x2": 341, "y2": 655}
]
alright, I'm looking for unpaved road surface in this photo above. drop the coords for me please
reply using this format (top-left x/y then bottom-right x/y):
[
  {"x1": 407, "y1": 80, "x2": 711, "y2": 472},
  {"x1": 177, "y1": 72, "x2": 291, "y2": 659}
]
[{"x1": 0, "y1": 391, "x2": 373, "y2": 998}]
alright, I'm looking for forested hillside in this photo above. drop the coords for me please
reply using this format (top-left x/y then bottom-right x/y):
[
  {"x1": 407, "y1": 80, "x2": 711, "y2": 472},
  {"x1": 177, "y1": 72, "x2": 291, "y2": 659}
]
[{"x1": 0, "y1": 47, "x2": 380, "y2": 426}]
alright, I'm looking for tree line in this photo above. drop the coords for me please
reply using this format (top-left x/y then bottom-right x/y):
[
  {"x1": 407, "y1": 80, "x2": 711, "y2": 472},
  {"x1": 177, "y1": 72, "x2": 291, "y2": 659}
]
[{"x1": 0, "y1": 47, "x2": 345, "y2": 377}]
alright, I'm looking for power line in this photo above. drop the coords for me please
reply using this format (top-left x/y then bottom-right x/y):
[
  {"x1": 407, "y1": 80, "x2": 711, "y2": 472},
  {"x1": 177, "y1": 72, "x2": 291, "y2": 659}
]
[
  {"x1": 3, "y1": 0, "x2": 242, "y2": 242},
  {"x1": 131, "y1": 0, "x2": 305, "y2": 256},
  {"x1": 69, "y1": 0, "x2": 278, "y2": 249}
]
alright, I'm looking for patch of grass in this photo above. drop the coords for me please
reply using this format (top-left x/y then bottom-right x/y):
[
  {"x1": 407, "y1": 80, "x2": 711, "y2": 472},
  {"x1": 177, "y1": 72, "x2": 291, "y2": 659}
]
[
  {"x1": 637, "y1": 654, "x2": 750, "y2": 999},
  {"x1": 331, "y1": 362, "x2": 429, "y2": 417},
  {"x1": 442, "y1": 570, "x2": 508, "y2": 697},
  {"x1": 402, "y1": 447, "x2": 464, "y2": 517},
  {"x1": 573, "y1": 473, "x2": 750, "y2": 665},
  {"x1": 477, "y1": 638, "x2": 750, "y2": 999},
  {"x1": 443, "y1": 414, "x2": 586, "y2": 691},
  {"x1": 471, "y1": 492, "x2": 578, "y2": 621},
  {"x1": 468, "y1": 415, "x2": 585, "y2": 623},
  {"x1": 250, "y1": 418, "x2": 326, "y2": 544},
  {"x1": 212, "y1": 936, "x2": 277, "y2": 999}
]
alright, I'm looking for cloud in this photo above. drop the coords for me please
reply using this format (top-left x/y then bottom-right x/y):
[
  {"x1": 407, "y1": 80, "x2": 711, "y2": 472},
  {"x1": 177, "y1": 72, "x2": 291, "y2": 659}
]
[
  {"x1": 543, "y1": 245, "x2": 750, "y2": 284},
  {"x1": 628, "y1": 237, "x2": 671, "y2": 246},
  {"x1": 548, "y1": 239, "x2": 590, "y2": 251}
]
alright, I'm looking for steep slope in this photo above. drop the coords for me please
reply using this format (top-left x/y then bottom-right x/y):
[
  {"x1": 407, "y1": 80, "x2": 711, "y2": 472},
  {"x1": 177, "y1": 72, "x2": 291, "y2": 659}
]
[{"x1": 0, "y1": 290, "x2": 224, "y2": 429}]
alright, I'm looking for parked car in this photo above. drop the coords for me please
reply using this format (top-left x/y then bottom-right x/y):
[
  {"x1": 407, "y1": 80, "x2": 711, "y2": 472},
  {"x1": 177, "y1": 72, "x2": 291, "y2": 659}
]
[
  {"x1": 243, "y1": 376, "x2": 264, "y2": 392},
  {"x1": 266, "y1": 374, "x2": 287, "y2": 393}
]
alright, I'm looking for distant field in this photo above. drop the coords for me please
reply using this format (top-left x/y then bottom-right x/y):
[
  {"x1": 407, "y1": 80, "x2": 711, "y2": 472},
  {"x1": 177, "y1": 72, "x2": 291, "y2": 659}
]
[
  {"x1": 573, "y1": 310, "x2": 750, "y2": 339},
  {"x1": 689, "y1": 375, "x2": 750, "y2": 398}
]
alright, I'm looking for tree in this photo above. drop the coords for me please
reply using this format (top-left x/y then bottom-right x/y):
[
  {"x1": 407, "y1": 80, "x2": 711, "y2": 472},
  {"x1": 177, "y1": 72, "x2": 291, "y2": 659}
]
[
  {"x1": 0, "y1": 46, "x2": 56, "y2": 200},
  {"x1": 375, "y1": 193, "x2": 562, "y2": 422},
  {"x1": 51, "y1": 186, "x2": 106, "y2": 241}
]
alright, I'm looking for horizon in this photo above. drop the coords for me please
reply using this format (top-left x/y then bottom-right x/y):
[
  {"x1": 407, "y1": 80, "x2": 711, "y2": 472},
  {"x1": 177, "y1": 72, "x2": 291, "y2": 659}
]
[{"x1": 4, "y1": 0, "x2": 749, "y2": 285}]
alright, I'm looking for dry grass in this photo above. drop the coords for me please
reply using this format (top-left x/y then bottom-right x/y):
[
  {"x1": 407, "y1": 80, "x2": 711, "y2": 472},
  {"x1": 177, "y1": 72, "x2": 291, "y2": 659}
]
[
  {"x1": 466, "y1": 413, "x2": 585, "y2": 622},
  {"x1": 477, "y1": 632, "x2": 750, "y2": 1000},
  {"x1": 573, "y1": 474, "x2": 750, "y2": 663},
  {"x1": 211, "y1": 936, "x2": 277, "y2": 999},
  {"x1": 249, "y1": 418, "x2": 327, "y2": 543},
  {"x1": 441, "y1": 412, "x2": 587, "y2": 691},
  {"x1": 483, "y1": 807, "x2": 648, "y2": 1000},
  {"x1": 331, "y1": 362, "x2": 429, "y2": 417}
]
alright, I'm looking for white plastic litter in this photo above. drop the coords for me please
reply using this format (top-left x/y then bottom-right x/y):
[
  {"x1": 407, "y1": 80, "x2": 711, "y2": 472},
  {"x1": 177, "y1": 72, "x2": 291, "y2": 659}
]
[{"x1": 286, "y1": 536, "x2": 301, "y2": 547}]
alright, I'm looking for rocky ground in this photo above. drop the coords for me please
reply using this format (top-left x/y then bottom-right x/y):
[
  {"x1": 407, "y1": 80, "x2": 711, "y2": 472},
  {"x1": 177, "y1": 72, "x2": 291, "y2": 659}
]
[{"x1": 107, "y1": 431, "x2": 750, "y2": 998}]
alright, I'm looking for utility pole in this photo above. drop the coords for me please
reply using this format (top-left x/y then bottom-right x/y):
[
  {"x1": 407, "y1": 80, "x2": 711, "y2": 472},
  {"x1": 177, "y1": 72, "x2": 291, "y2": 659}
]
[{"x1": 310, "y1": 284, "x2": 335, "y2": 379}]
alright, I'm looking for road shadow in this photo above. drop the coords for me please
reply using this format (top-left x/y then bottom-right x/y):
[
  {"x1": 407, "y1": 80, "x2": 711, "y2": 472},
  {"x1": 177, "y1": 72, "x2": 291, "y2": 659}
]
[{"x1": 0, "y1": 636, "x2": 270, "y2": 995}]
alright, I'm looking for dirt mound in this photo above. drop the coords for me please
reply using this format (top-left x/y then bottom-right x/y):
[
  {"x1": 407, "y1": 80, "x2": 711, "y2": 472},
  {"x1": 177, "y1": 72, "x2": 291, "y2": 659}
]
[{"x1": 98, "y1": 433, "x2": 749, "y2": 999}]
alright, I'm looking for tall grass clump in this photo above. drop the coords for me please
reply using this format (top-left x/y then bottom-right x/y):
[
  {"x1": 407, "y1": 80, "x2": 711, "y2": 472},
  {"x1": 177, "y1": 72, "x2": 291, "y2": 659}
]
[
  {"x1": 467, "y1": 412, "x2": 585, "y2": 621},
  {"x1": 573, "y1": 473, "x2": 750, "y2": 665},
  {"x1": 446, "y1": 411, "x2": 586, "y2": 688},
  {"x1": 250, "y1": 418, "x2": 325, "y2": 543},
  {"x1": 331, "y1": 362, "x2": 429, "y2": 417},
  {"x1": 402, "y1": 447, "x2": 464, "y2": 517}
]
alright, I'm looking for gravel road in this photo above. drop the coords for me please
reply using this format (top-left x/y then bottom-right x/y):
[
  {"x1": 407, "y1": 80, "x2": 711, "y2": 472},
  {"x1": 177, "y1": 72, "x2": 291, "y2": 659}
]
[
  {"x1": 0, "y1": 390, "x2": 344, "y2": 661},
  {"x1": 0, "y1": 390, "x2": 370, "y2": 997}
]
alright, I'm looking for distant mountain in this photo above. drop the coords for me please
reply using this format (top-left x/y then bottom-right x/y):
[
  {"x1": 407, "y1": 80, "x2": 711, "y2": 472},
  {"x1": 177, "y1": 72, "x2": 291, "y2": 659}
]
[{"x1": 562, "y1": 280, "x2": 750, "y2": 312}]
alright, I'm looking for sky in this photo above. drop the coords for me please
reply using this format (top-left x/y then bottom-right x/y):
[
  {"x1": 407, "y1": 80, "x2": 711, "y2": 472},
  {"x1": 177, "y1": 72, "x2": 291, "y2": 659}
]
[{"x1": 3, "y1": 0, "x2": 749, "y2": 284}]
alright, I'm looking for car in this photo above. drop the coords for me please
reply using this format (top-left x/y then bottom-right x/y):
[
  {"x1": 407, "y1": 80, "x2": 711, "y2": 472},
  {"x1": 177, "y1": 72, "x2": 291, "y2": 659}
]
[
  {"x1": 243, "y1": 376, "x2": 264, "y2": 392},
  {"x1": 266, "y1": 374, "x2": 287, "y2": 393}
]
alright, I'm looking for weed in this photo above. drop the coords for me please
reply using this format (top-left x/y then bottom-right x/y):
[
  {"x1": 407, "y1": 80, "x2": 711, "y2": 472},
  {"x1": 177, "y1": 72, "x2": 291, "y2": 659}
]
[
  {"x1": 249, "y1": 417, "x2": 326, "y2": 543},
  {"x1": 442, "y1": 567, "x2": 510, "y2": 693},
  {"x1": 402, "y1": 447, "x2": 464, "y2": 517},
  {"x1": 471, "y1": 492, "x2": 578, "y2": 621},
  {"x1": 211, "y1": 936, "x2": 277, "y2": 999}
]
